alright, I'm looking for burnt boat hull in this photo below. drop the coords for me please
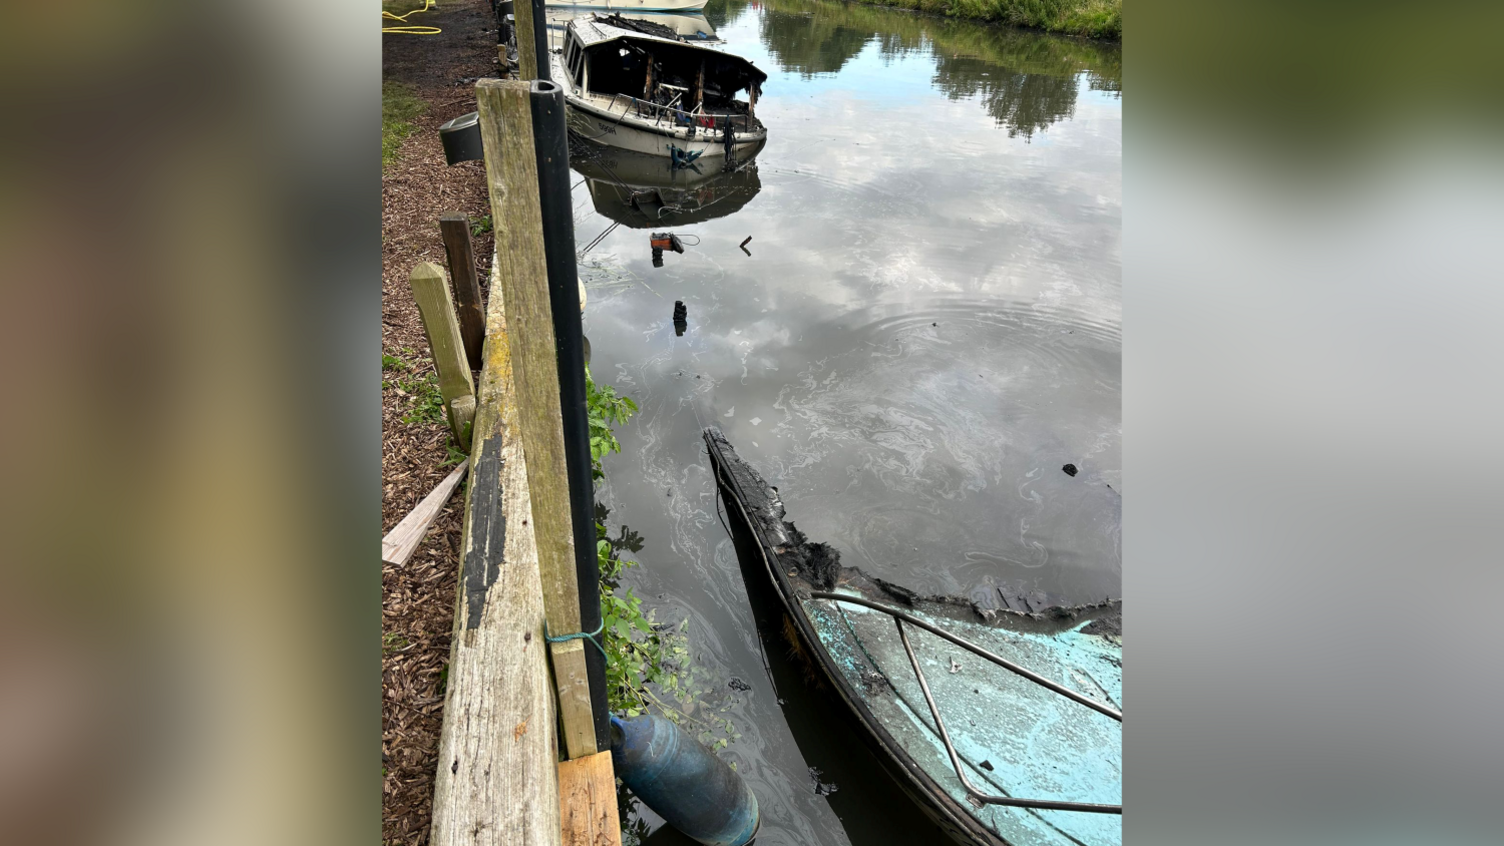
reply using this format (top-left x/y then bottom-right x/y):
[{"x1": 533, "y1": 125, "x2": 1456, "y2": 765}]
[{"x1": 703, "y1": 428, "x2": 1122, "y2": 846}]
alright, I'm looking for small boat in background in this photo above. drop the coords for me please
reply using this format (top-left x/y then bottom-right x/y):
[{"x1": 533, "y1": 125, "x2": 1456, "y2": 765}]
[
  {"x1": 553, "y1": 13, "x2": 766, "y2": 160},
  {"x1": 546, "y1": 0, "x2": 708, "y2": 12},
  {"x1": 705, "y1": 428, "x2": 1123, "y2": 846}
]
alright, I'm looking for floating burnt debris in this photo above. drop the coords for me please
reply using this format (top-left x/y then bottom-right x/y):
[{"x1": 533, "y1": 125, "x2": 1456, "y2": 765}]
[{"x1": 704, "y1": 426, "x2": 1121, "y2": 632}]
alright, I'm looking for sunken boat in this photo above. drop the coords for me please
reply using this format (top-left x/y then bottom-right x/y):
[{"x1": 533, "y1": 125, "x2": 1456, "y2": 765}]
[
  {"x1": 704, "y1": 427, "x2": 1123, "y2": 846},
  {"x1": 552, "y1": 13, "x2": 766, "y2": 160}
]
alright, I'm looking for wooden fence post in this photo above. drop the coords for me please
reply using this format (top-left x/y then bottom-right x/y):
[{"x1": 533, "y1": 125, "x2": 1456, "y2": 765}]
[
  {"x1": 476, "y1": 79, "x2": 597, "y2": 761},
  {"x1": 409, "y1": 262, "x2": 477, "y2": 448},
  {"x1": 440, "y1": 213, "x2": 487, "y2": 372},
  {"x1": 515, "y1": 0, "x2": 539, "y2": 81}
]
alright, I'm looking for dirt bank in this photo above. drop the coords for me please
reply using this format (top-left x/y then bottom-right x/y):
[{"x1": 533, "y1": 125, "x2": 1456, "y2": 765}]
[{"x1": 381, "y1": 3, "x2": 502, "y2": 843}]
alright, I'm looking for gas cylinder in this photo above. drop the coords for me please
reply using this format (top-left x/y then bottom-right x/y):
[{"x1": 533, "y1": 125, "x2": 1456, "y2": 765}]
[{"x1": 609, "y1": 713, "x2": 759, "y2": 846}]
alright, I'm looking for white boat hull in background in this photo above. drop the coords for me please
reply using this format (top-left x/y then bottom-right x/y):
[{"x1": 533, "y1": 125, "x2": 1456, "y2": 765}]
[{"x1": 564, "y1": 97, "x2": 765, "y2": 160}]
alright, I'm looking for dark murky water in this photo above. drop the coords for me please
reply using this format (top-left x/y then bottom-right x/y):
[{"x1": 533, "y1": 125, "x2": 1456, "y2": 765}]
[{"x1": 569, "y1": 1, "x2": 1120, "y2": 842}]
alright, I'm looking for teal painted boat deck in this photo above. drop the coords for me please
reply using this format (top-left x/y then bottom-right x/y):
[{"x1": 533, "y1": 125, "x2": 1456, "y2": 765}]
[
  {"x1": 806, "y1": 593, "x2": 1122, "y2": 845},
  {"x1": 703, "y1": 426, "x2": 1121, "y2": 846}
]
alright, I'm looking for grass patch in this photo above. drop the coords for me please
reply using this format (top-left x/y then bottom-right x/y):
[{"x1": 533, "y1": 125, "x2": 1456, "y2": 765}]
[
  {"x1": 383, "y1": 0, "x2": 433, "y2": 16},
  {"x1": 383, "y1": 349, "x2": 447, "y2": 426},
  {"x1": 858, "y1": 0, "x2": 1120, "y2": 39},
  {"x1": 382, "y1": 80, "x2": 426, "y2": 170},
  {"x1": 382, "y1": 632, "x2": 411, "y2": 655}
]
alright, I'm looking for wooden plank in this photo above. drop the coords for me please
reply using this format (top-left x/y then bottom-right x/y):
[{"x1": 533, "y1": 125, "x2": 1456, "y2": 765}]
[
  {"x1": 515, "y1": 0, "x2": 539, "y2": 81},
  {"x1": 409, "y1": 262, "x2": 478, "y2": 447},
  {"x1": 558, "y1": 752, "x2": 623, "y2": 846},
  {"x1": 429, "y1": 249, "x2": 561, "y2": 846},
  {"x1": 440, "y1": 213, "x2": 487, "y2": 372},
  {"x1": 382, "y1": 458, "x2": 469, "y2": 567},
  {"x1": 476, "y1": 79, "x2": 598, "y2": 761}
]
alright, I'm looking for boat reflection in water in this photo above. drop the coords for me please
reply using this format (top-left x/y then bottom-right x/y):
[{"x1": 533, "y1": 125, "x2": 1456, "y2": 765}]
[{"x1": 569, "y1": 141, "x2": 764, "y2": 228}]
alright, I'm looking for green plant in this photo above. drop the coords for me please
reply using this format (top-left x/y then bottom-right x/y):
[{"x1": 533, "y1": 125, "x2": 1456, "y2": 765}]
[
  {"x1": 596, "y1": 520, "x2": 737, "y2": 749},
  {"x1": 470, "y1": 214, "x2": 493, "y2": 236},
  {"x1": 586, "y1": 368, "x2": 639, "y2": 480},
  {"x1": 382, "y1": 632, "x2": 411, "y2": 655},
  {"x1": 385, "y1": 350, "x2": 447, "y2": 425},
  {"x1": 401, "y1": 374, "x2": 446, "y2": 425},
  {"x1": 587, "y1": 373, "x2": 735, "y2": 750},
  {"x1": 440, "y1": 438, "x2": 469, "y2": 467}
]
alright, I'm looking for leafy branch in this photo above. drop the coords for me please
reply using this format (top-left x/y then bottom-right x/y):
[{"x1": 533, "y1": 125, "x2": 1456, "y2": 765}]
[{"x1": 587, "y1": 369, "x2": 737, "y2": 751}]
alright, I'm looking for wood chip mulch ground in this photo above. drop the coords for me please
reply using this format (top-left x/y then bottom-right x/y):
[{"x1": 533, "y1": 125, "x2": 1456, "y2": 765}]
[{"x1": 382, "y1": 3, "x2": 504, "y2": 844}]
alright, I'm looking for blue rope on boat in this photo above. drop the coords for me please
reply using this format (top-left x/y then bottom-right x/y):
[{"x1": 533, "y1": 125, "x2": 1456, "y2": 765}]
[
  {"x1": 668, "y1": 145, "x2": 703, "y2": 169},
  {"x1": 543, "y1": 620, "x2": 607, "y2": 657}
]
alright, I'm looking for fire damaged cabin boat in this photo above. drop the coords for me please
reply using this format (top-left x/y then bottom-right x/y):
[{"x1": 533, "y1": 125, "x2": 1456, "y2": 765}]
[
  {"x1": 552, "y1": 14, "x2": 767, "y2": 160},
  {"x1": 704, "y1": 428, "x2": 1123, "y2": 846}
]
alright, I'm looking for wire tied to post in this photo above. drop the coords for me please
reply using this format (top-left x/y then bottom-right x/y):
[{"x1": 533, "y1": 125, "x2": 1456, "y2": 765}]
[{"x1": 543, "y1": 619, "x2": 607, "y2": 657}]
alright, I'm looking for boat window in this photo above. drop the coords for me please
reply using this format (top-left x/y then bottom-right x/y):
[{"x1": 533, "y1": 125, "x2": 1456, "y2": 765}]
[
  {"x1": 570, "y1": 45, "x2": 584, "y2": 86},
  {"x1": 581, "y1": 39, "x2": 761, "y2": 114}
]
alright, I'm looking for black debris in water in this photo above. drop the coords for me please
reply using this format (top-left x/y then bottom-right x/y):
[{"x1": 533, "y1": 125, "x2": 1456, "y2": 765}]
[
  {"x1": 673, "y1": 300, "x2": 687, "y2": 336},
  {"x1": 782, "y1": 524, "x2": 842, "y2": 589},
  {"x1": 979, "y1": 760, "x2": 995, "y2": 772},
  {"x1": 808, "y1": 767, "x2": 839, "y2": 796},
  {"x1": 728, "y1": 678, "x2": 752, "y2": 691},
  {"x1": 1063, "y1": 463, "x2": 1078, "y2": 477},
  {"x1": 651, "y1": 232, "x2": 684, "y2": 267}
]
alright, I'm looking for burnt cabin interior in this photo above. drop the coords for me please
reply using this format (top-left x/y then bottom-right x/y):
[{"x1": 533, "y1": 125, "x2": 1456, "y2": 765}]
[{"x1": 564, "y1": 31, "x2": 763, "y2": 122}]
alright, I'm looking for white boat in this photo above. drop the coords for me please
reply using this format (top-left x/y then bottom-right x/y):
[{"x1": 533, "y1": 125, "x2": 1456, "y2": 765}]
[
  {"x1": 552, "y1": 14, "x2": 767, "y2": 160},
  {"x1": 546, "y1": 0, "x2": 708, "y2": 12},
  {"x1": 545, "y1": 8, "x2": 722, "y2": 50}
]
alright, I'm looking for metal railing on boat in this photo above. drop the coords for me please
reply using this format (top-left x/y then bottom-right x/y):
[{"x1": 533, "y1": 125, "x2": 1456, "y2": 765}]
[
  {"x1": 600, "y1": 92, "x2": 760, "y2": 134},
  {"x1": 702, "y1": 427, "x2": 1121, "y2": 817},
  {"x1": 809, "y1": 590, "x2": 1124, "y2": 816}
]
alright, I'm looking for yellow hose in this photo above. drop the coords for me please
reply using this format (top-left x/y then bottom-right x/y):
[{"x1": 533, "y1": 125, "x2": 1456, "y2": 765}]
[{"x1": 383, "y1": 0, "x2": 441, "y2": 35}]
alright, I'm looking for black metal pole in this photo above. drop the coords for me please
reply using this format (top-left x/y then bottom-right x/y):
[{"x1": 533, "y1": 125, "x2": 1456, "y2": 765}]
[
  {"x1": 529, "y1": 80, "x2": 608, "y2": 750},
  {"x1": 530, "y1": 0, "x2": 550, "y2": 82}
]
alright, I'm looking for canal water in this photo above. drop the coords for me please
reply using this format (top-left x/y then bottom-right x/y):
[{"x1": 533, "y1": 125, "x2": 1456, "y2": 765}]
[{"x1": 568, "y1": 1, "x2": 1120, "y2": 842}]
